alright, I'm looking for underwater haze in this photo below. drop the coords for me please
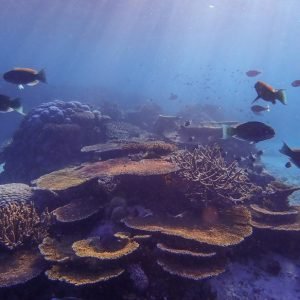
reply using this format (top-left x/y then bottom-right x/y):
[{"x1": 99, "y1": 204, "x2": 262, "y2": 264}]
[
  {"x1": 1, "y1": 1, "x2": 300, "y2": 299},
  {"x1": 1, "y1": 0, "x2": 300, "y2": 178}
]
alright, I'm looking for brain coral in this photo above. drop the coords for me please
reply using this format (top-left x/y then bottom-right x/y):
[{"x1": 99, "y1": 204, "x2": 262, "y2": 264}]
[{"x1": 0, "y1": 100, "x2": 108, "y2": 183}]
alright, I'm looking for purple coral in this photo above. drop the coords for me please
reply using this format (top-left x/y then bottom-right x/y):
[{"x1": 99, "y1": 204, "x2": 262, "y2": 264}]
[{"x1": 0, "y1": 100, "x2": 107, "y2": 183}]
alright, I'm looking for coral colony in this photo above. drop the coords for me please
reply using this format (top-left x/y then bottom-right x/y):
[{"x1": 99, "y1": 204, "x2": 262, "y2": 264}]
[{"x1": 0, "y1": 100, "x2": 300, "y2": 299}]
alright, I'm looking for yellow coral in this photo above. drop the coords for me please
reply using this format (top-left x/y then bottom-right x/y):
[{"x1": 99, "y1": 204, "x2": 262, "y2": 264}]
[
  {"x1": 46, "y1": 264, "x2": 124, "y2": 286},
  {"x1": 72, "y1": 236, "x2": 139, "y2": 260}
]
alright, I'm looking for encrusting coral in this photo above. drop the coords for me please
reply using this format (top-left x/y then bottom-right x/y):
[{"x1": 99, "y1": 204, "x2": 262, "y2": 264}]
[
  {"x1": 172, "y1": 145, "x2": 260, "y2": 206},
  {"x1": 0, "y1": 201, "x2": 52, "y2": 250}
]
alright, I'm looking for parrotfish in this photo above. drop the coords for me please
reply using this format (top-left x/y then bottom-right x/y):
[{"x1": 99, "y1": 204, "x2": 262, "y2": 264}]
[
  {"x1": 0, "y1": 94, "x2": 24, "y2": 115},
  {"x1": 222, "y1": 121, "x2": 275, "y2": 143},
  {"x1": 3, "y1": 68, "x2": 47, "y2": 89}
]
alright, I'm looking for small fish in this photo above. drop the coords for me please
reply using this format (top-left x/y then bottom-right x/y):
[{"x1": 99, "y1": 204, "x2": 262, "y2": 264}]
[
  {"x1": 291, "y1": 80, "x2": 300, "y2": 87},
  {"x1": 246, "y1": 70, "x2": 261, "y2": 77},
  {"x1": 0, "y1": 94, "x2": 24, "y2": 115},
  {"x1": 3, "y1": 68, "x2": 46, "y2": 89},
  {"x1": 251, "y1": 105, "x2": 270, "y2": 114},
  {"x1": 256, "y1": 150, "x2": 264, "y2": 156},
  {"x1": 285, "y1": 161, "x2": 292, "y2": 168},
  {"x1": 184, "y1": 120, "x2": 191, "y2": 127},
  {"x1": 188, "y1": 136, "x2": 195, "y2": 142},
  {"x1": 252, "y1": 81, "x2": 286, "y2": 105},
  {"x1": 222, "y1": 121, "x2": 275, "y2": 143},
  {"x1": 248, "y1": 154, "x2": 256, "y2": 162},
  {"x1": 280, "y1": 142, "x2": 300, "y2": 168},
  {"x1": 169, "y1": 93, "x2": 178, "y2": 100}
]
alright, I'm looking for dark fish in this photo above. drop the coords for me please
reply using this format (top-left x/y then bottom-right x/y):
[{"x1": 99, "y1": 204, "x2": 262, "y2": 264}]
[
  {"x1": 222, "y1": 121, "x2": 275, "y2": 143},
  {"x1": 246, "y1": 70, "x2": 261, "y2": 77},
  {"x1": 184, "y1": 120, "x2": 191, "y2": 127},
  {"x1": 252, "y1": 81, "x2": 286, "y2": 105},
  {"x1": 291, "y1": 80, "x2": 300, "y2": 87},
  {"x1": 248, "y1": 154, "x2": 256, "y2": 162},
  {"x1": 251, "y1": 105, "x2": 270, "y2": 114},
  {"x1": 188, "y1": 136, "x2": 195, "y2": 142},
  {"x1": 0, "y1": 94, "x2": 24, "y2": 115},
  {"x1": 3, "y1": 68, "x2": 46, "y2": 89},
  {"x1": 285, "y1": 161, "x2": 292, "y2": 168},
  {"x1": 280, "y1": 142, "x2": 300, "y2": 168},
  {"x1": 256, "y1": 150, "x2": 264, "y2": 156},
  {"x1": 169, "y1": 93, "x2": 178, "y2": 100}
]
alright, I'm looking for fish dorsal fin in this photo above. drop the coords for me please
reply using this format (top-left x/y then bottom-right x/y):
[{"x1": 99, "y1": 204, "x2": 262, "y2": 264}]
[
  {"x1": 13, "y1": 67, "x2": 37, "y2": 74},
  {"x1": 27, "y1": 80, "x2": 39, "y2": 86}
]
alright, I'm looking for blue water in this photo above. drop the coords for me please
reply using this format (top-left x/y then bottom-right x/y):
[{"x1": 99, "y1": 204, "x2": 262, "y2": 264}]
[{"x1": 0, "y1": 0, "x2": 300, "y2": 180}]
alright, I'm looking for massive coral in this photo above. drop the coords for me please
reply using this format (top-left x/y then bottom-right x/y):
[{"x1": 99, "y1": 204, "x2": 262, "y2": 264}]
[
  {"x1": 0, "y1": 201, "x2": 52, "y2": 250},
  {"x1": 172, "y1": 145, "x2": 260, "y2": 206},
  {"x1": 0, "y1": 100, "x2": 108, "y2": 183}
]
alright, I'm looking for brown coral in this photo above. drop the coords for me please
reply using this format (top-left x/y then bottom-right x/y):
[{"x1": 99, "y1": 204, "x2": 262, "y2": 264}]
[
  {"x1": 0, "y1": 201, "x2": 52, "y2": 250},
  {"x1": 250, "y1": 204, "x2": 300, "y2": 231},
  {"x1": 46, "y1": 264, "x2": 124, "y2": 286},
  {"x1": 157, "y1": 243, "x2": 216, "y2": 258},
  {"x1": 0, "y1": 249, "x2": 46, "y2": 287},
  {"x1": 39, "y1": 237, "x2": 77, "y2": 262},
  {"x1": 172, "y1": 145, "x2": 260, "y2": 205},
  {"x1": 157, "y1": 255, "x2": 225, "y2": 280},
  {"x1": 81, "y1": 140, "x2": 177, "y2": 158},
  {"x1": 72, "y1": 236, "x2": 139, "y2": 260},
  {"x1": 125, "y1": 206, "x2": 252, "y2": 247},
  {"x1": 34, "y1": 158, "x2": 179, "y2": 191},
  {"x1": 53, "y1": 196, "x2": 103, "y2": 223}
]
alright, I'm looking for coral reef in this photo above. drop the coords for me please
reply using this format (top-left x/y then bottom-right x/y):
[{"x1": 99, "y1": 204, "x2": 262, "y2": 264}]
[
  {"x1": 125, "y1": 206, "x2": 252, "y2": 247},
  {"x1": 172, "y1": 145, "x2": 261, "y2": 206},
  {"x1": 52, "y1": 196, "x2": 103, "y2": 223},
  {"x1": 34, "y1": 157, "x2": 179, "y2": 191},
  {"x1": 0, "y1": 100, "x2": 108, "y2": 183},
  {"x1": 46, "y1": 263, "x2": 124, "y2": 286},
  {"x1": 81, "y1": 140, "x2": 177, "y2": 161},
  {"x1": 38, "y1": 237, "x2": 77, "y2": 263},
  {"x1": 72, "y1": 235, "x2": 139, "y2": 260},
  {"x1": 0, "y1": 249, "x2": 46, "y2": 288},
  {"x1": 157, "y1": 255, "x2": 226, "y2": 281},
  {"x1": 0, "y1": 201, "x2": 51, "y2": 250},
  {"x1": 0, "y1": 183, "x2": 33, "y2": 203}
]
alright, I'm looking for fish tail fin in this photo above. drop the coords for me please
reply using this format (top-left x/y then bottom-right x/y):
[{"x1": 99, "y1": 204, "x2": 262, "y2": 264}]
[
  {"x1": 252, "y1": 95, "x2": 260, "y2": 103},
  {"x1": 10, "y1": 98, "x2": 25, "y2": 115},
  {"x1": 36, "y1": 69, "x2": 47, "y2": 83},
  {"x1": 276, "y1": 89, "x2": 287, "y2": 105},
  {"x1": 280, "y1": 142, "x2": 293, "y2": 157},
  {"x1": 222, "y1": 124, "x2": 235, "y2": 139}
]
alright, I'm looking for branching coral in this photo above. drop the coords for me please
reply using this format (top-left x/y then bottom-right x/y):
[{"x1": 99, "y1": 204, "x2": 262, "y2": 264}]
[
  {"x1": 0, "y1": 201, "x2": 52, "y2": 250},
  {"x1": 172, "y1": 145, "x2": 260, "y2": 205}
]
